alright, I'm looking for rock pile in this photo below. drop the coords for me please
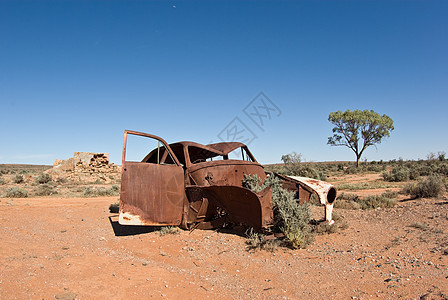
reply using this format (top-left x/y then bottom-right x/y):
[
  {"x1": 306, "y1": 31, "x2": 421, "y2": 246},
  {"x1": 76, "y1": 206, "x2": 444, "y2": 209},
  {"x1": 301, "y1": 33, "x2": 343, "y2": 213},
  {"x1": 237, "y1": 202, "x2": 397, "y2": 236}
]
[{"x1": 47, "y1": 152, "x2": 121, "y2": 183}]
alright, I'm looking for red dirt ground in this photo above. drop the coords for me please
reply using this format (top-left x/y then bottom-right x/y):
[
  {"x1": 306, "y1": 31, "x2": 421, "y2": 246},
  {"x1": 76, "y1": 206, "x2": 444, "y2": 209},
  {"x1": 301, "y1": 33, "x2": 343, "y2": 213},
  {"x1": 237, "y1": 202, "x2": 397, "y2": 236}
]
[{"x1": 1, "y1": 196, "x2": 447, "y2": 299}]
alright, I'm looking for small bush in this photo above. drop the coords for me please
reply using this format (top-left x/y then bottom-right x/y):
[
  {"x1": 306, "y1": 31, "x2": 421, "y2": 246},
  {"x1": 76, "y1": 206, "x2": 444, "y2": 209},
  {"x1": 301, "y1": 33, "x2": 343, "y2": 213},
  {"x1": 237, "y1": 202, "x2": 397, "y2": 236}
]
[
  {"x1": 13, "y1": 175, "x2": 24, "y2": 184},
  {"x1": 344, "y1": 166, "x2": 360, "y2": 174},
  {"x1": 402, "y1": 174, "x2": 445, "y2": 198},
  {"x1": 34, "y1": 184, "x2": 58, "y2": 196},
  {"x1": 35, "y1": 173, "x2": 52, "y2": 184},
  {"x1": 109, "y1": 200, "x2": 120, "y2": 213},
  {"x1": 280, "y1": 152, "x2": 327, "y2": 180},
  {"x1": 159, "y1": 226, "x2": 180, "y2": 236},
  {"x1": 381, "y1": 190, "x2": 398, "y2": 199},
  {"x1": 365, "y1": 164, "x2": 384, "y2": 172},
  {"x1": 5, "y1": 187, "x2": 28, "y2": 198},
  {"x1": 334, "y1": 192, "x2": 361, "y2": 210},
  {"x1": 245, "y1": 229, "x2": 280, "y2": 252},
  {"x1": 243, "y1": 174, "x2": 314, "y2": 249},
  {"x1": 356, "y1": 195, "x2": 396, "y2": 210},
  {"x1": 382, "y1": 166, "x2": 410, "y2": 182},
  {"x1": 336, "y1": 192, "x2": 359, "y2": 201},
  {"x1": 246, "y1": 234, "x2": 280, "y2": 252},
  {"x1": 0, "y1": 178, "x2": 5, "y2": 185},
  {"x1": 83, "y1": 185, "x2": 120, "y2": 197}
]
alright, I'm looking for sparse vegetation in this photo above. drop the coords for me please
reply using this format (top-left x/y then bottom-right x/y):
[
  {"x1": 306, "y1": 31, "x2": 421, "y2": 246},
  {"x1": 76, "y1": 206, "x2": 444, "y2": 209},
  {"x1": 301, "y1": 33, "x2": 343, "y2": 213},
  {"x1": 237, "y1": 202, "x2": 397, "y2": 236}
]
[
  {"x1": 336, "y1": 182, "x2": 397, "y2": 190},
  {"x1": 5, "y1": 187, "x2": 28, "y2": 198},
  {"x1": 382, "y1": 166, "x2": 411, "y2": 182},
  {"x1": 35, "y1": 173, "x2": 52, "y2": 184},
  {"x1": 13, "y1": 174, "x2": 24, "y2": 184},
  {"x1": 356, "y1": 194, "x2": 396, "y2": 210},
  {"x1": 109, "y1": 200, "x2": 120, "y2": 213},
  {"x1": 334, "y1": 192, "x2": 361, "y2": 210},
  {"x1": 159, "y1": 226, "x2": 180, "y2": 236},
  {"x1": 279, "y1": 152, "x2": 327, "y2": 180},
  {"x1": 83, "y1": 185, "x2": 120, "y2": 197},
  {"x1": 334, "y1": 191, "x2": 397, "y2": 210},
  {"x1": 243, "y1": 174, "x2": 314, "y2": 249},
  {"x1": 402, "y1": 174, "x2": 445, "y2": 198},
  {"x1": 34, "y1": 184, "x2": 58, "y2": 196}
]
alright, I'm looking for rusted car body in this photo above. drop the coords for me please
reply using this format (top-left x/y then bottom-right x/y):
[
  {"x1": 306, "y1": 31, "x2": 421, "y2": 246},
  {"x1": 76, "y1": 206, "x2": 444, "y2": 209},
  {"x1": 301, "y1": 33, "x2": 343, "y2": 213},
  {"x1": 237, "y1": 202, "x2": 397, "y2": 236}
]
[{"x1": 119, "y1": 130, "x2": 337, "y2": 231}]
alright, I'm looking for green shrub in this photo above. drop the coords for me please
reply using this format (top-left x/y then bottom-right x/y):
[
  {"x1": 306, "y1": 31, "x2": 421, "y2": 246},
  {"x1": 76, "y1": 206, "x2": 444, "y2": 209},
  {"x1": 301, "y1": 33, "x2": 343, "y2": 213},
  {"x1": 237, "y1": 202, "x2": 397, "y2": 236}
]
[
  {"x1": 83, "y1": 185, "x2": 120, "y2": 197},
  {"x1": 402, "y1": 174, "x2": 445, "y2": 198},
  {"x1": 243, "y1": 174, "x2": 314, "y2": 249},
  {"x1": 34, "y1": 184, "x2": 58, "y2": 196},
  {"x1": 280, "y1": 152, "x2": 327, "y2": 180},
  {"x1": 109, "y1": 200, "x2": 120, "y2": 213},
  {"x1": 5, "y1": 187, "x2": 28, "y2": 198},
  {"x1": 381, "y1": 190, "x2": 398, "y2": 199},
  {"x1": 35, "y1": 173, "x2": 52, "y2": 184},
  {"x1": 356, "y1": 195, "x2": 396, "y2": 210},
  {"x1": 344, "y1": 166, "x2": 360, "y2": 174},
  {"x1": 335, "y1": 191, "x2": 397, "y2": 210},
  {"x1": 365, "y1": 164, "x2": 384, "y2": 172},
  {"x1": 159, "y1": 226, "x2": 180, "y2": 236},
  {"x1": 13, "y1": 175, "x2": 24, "y2": 184},
  {"x1": 0, "y1": 178, "x2": 5, "y2": 185},
  {"x1": 382, "y1": 166, "x2": 410, "y2": 182},
  {"x1": 334, "y1": 192, "x2": 361, "y2": 210}
]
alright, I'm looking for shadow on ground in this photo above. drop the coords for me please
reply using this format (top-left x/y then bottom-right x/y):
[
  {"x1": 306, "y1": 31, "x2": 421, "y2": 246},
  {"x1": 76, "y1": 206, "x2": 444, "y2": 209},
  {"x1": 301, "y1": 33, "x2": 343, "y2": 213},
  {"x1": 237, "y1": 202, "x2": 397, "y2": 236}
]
[{"x1": 109, "y1": 216, "x2": 161, "y2": 236}]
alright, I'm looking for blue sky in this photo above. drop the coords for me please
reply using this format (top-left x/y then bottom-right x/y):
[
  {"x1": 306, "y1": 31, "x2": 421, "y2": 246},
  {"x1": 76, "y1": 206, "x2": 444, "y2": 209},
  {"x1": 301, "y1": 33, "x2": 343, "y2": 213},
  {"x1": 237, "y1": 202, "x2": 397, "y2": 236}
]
[{"x1": 1, "y1": 0, "x2": 447, "y2": 165}]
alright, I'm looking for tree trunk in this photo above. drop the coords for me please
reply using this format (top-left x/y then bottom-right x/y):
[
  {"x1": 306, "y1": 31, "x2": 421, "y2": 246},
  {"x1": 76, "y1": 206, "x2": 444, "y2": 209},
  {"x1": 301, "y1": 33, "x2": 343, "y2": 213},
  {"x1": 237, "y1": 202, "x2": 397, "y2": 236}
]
[{"x1": 356, "y1": 154, "x2": 360, "y2": 168}]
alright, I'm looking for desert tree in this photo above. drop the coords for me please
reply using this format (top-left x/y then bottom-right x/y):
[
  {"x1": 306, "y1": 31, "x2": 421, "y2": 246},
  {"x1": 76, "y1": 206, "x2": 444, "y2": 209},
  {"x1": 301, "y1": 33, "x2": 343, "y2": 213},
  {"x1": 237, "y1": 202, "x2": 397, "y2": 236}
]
[{"x1": 327, "y1": 109, "x2": 394, "y2": 167}]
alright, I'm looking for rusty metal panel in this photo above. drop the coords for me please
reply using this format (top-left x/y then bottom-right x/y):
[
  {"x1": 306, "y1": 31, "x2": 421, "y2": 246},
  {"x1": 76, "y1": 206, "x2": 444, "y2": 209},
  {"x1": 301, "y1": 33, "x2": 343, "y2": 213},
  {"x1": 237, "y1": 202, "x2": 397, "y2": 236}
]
[
  {"x1": 119, "y1": 162, "x2": 185, "y2": 226},
  {"x1": 188, "y1": 160, "x2": 266, "y2": 187},
  {"x1": 186, "y1": 185, "x2": 273, "y2": 230}
]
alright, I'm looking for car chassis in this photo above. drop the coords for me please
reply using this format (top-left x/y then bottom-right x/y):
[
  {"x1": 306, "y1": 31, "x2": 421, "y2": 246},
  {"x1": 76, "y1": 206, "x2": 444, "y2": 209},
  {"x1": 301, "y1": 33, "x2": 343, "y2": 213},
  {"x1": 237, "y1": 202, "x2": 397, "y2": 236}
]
[{"x1": 119, "y1": 130, "x2": 337, "y2": 231}]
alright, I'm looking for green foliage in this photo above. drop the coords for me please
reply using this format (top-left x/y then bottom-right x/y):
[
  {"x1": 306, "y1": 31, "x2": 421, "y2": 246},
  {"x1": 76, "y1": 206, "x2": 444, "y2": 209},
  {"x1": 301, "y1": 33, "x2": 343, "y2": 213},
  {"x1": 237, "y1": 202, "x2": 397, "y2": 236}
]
[
  {"x1": 334, "y1": 191, "x2": 396, "y2": 210},
  {"x1": 5, "y1": 187, "x2": 28, "y2": 198},
  {"x1": 328, "y1": 109, "x2": 394, "y2": 167},
  {"x1": 381, "y1": 190, "x2": 398, "y2": 199},
  {"x1": 344, "y1": 165, "x2": 360, "y2": 174},
  {"x1": 0, "y1": 178, "x2": 5, "y2": 185},
  {"x1": 334, "y1": 192, "x2": 361, "y2": 209},
  {"x1": 243, "y1": 174, "x2": 314, "y2": 249},
  {"x1": 109, "y1": 200, "x2": 120, "y2": 213},
  {"x1": 245, "y1": 229, "x2": 280, "y2": 252},
  {"x1": 13, "y1": 174, "x2": 24, "y2": 184},
  {"x1": 83, "y1": 185, "x2": 120, "y2": 197},
  {"x1": 402, "y1": 174, "x2": 445, "y2": 198},
  {"x1": 337, "y1": 182, "x2": 396, "y2": 190},
  {"x1": 382, "y1": 166, "x2": 411, "y2": 182},
  {"x1": 279, "y1": 152, "x2": 327, "y2": 180},
  {"x1": 35, "y1": 173, "x2": 52, "y2": 184},
  {"x1": 34, "y1": 184, "x2": 58, "y2": 196},
  {"x1": 356, "y1": 194, "x2": 396, "y2": 210},
  {"x1": 159, "y1": 226, "x2": 180, "y2": 236}
]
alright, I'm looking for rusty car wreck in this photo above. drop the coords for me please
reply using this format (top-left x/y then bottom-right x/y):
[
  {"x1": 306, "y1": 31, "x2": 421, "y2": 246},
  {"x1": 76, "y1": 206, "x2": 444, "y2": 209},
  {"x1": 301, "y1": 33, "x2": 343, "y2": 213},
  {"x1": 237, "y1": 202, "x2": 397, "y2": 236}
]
[{"x1": 119, "y1": 130, "x2": 337, "y2": 231}]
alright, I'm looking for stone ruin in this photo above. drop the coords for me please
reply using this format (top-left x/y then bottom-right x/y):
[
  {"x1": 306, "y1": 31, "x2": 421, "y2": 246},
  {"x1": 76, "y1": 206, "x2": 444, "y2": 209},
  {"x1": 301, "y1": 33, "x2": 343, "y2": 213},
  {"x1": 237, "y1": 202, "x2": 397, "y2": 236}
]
[{"x1": 46, "y1": 152, "x2": 121, "y2": 183}]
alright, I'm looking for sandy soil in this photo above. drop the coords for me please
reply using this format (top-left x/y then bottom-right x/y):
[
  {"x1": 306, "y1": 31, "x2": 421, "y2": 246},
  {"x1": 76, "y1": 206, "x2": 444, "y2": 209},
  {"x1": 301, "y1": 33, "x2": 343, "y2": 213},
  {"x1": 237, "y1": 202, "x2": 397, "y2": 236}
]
[{"x1": 1, "y1": 196, "x2": 447, "y2": 299}]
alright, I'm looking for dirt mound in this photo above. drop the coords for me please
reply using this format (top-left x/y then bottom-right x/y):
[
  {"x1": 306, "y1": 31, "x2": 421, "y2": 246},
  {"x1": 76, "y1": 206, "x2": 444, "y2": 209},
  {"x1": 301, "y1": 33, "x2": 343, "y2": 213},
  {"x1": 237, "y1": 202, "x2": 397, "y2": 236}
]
[{"x1": 46, "y1": 152, "x2": 121, "y2": 183}]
